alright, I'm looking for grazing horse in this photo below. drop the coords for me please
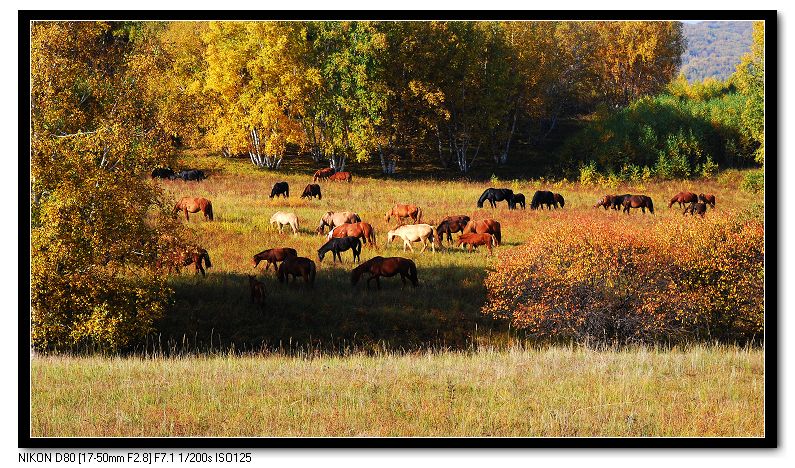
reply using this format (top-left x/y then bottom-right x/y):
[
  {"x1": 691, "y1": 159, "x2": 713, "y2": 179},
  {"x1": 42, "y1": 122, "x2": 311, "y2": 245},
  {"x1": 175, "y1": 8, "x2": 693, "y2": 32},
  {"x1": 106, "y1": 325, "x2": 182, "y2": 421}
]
[
  {"x1": 512, "y1": 193, "x2": 526, "y2": 209},
  {"x1": 530, "y1": 190, "x2": 556, "y2": 210},
  {"x1": 351, "y1": 256, "x2": 418, "y2": 289},
  {"x1": 270, "y1": 181, "x2": 289, "y2": 198},
  {"x1": 270, "y1": 211, "x2": 300, "y2": 235},
  {"x1": 463, "y1": 219, "x2": 502, "y2": 246},
  {"x1": 385, "y1": 204, "x2": 422, "y2": 224},
  {"x1": 622, "y1": 195, "x2": 655, "y2": 214},
  {"x1": 387, "y1": 224, "x2": 437, "y2": 253},
  {"x1": 612, "y1": 194, "x2": 631, "y2": 210},
  {"x1": 326, "y1": 222, "x2": 377, "y2": 246},
  {"x1": 277, "y1": 257, "x2": 316, "y2": 286},
  {"x1": 247, "y1": 275, "x2": 267, "y2": 307},
  {"x1": 553, "y1": 193, "x2": 565, "y2": 208},
  {"x1": 698, "y1": 193, "x2": 716, "y2": 209},
  {"x1": 151, "y1": 168, "x2": 175, "y2": 179},
  {"x1": 174, "y1": 197, "x2": 214, "y2": 221},
  {"x1": 594, "y1": 195, "x2": 615, "y2": 210},
  {"x1": 158, "y1": 245, "x2": 212, "y2": 277},
  {"x1": 477, "y1": 188, "x2": 516, "y2": 209},
  {"x1": 177, "y1": 169, "x2": 206, "y2": 181},
  {"x1": 316, "y1": 211, "x2": 361, "y2": 234},
  {"x1": 318, "y1": 236, "x2": 362, "y2": 263},
  {"x1": 669, "y1": 191, "x2": 698, "y2": 208},
  {"x1": 436, "y1": 218, "x2": 469, "y2": 245},
  {"x1": 328, "y1": 171, "x2": 352, "y2": 183},
  {"x1": 313, "y1": 167, "x2": 336, "y2": 182},
  {"x1": 301, "y1": 184, "x2": 322, "y2": 200},
  {"x1": 253, "y1": 247, "x2": 298, "y2": 271},
  {"x1": 456, "y1": 233, "x2": 495, "y2": 254},
  {"x1": 683, "y1": 201, "x2": 707, "y2": 218}
]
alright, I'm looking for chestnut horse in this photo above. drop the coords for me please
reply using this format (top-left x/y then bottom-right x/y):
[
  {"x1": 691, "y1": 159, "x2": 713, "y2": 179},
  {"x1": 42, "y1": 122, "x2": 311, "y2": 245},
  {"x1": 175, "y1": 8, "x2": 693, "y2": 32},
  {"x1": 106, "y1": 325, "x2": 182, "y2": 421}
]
[
  {"x1": 247, "y1": 275, "x2": 267, "y2": 307},
  {"x1": 622, "y1": 195, "x2": 655, "y2": 214},
  {"x1": 698, "y1": 193, "x2": 716, "y2": 209},
  {"x1": 436, "y1": 217, "x2": 470, "y2": 245},
  {"x1": 463, "y1": 219, "x2": 502, "y2": 246},
  {"x1": 277, "y1": 257, "x2": 316, "y2": 286},
  {"x1": 456, "y1": 233, "x2": 495, "y2": 254},
  {"x1": 594, "y1": 195, "x2": 615, "y2": 210},
  {"x1": 313, "y1": 168, "x2": 335, "y2": 182},
  {"x1": 328, "y1": 171, "x2": 352, "y2": 183},
  {"x1": 253, "y1": 247, "x2": 298, "y2": 271},
  {"x1": 351, "y1": 256, "x2": 418, "y2": 289},
  {"x1": 668, "y1": 191, "x2": 698, "y2": 208},
  {"x1": 385, "y1": 203, "x2": 422, "y2": 224},
  {"x1": 174, "y1": 197, "x2": 213, "y2": 221},
  {"x1": 158, "y1": 245, "x2": 212, "y2": 277},
  {"x1": 327, "y1": 222, "x2": 377, "y2": 246}
]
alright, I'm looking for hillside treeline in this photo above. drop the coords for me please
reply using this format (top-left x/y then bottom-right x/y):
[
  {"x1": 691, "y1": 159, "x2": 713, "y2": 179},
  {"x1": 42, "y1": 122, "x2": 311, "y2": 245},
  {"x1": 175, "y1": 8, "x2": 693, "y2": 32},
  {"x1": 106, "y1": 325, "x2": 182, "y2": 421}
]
[
  {"x1": 681, "y1": 21, "x2": 753, "y2": 83},
  {"x1": 128, "y1": 20, "x2": 686, "y2": 173}
]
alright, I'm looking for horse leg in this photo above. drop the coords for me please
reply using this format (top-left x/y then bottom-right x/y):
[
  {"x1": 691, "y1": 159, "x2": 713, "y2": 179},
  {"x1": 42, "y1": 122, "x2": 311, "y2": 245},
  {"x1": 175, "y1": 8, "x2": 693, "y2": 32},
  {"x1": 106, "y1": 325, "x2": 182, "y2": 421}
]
[
  {"x1": 196, "y1": 262, "x2": 205, "y2": 277},
  {"x1": 184, "y1": 207, "x2": 190, "y2": 221}
]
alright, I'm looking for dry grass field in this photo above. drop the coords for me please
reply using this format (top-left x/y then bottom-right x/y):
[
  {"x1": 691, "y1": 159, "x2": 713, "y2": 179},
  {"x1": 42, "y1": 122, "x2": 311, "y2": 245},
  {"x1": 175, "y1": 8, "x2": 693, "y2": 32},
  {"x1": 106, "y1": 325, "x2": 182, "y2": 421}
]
[{"x1": 29, "y1": 152, "x2": 765, "y2": 437}]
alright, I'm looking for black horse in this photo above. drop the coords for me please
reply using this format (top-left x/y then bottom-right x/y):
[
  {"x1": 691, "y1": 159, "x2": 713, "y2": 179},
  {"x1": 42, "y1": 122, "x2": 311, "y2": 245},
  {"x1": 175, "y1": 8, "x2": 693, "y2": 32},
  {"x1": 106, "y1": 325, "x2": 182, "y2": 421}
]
[
  {"x1": 477, "y1": 188, "x2": 516, "y2": 209},
  {"x1": 318, "y1": 236, "x2": 362, "y2": 263},
  {"x1": 177, "y1": 169, "x2": 206, "y2": 181},
  {"x1": 300, "y1": 184, "x2": 322, "y2": 200},
  {"x1": 151, "y1": 167, "x2": 175, "y2": 179},
  {"x1": 612, "y1": 194, "x2": 631, "y2": 210},
  {"x1": 530, "y1": 190, "x2": 556, "y2": 210},
  {"x1": 512, "y1": 193, "x2": 526, "y2": 209},
  {"x1": 270, "y1": 182, "x2": 289, "y2": 199}
]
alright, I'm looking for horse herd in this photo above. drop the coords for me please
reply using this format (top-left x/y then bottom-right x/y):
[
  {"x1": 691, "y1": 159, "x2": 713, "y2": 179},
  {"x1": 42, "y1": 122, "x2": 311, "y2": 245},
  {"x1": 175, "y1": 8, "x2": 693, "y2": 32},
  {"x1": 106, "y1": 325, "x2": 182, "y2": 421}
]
[{"x1": 152, "y1": 167, "x2": 719, "y2": 307}]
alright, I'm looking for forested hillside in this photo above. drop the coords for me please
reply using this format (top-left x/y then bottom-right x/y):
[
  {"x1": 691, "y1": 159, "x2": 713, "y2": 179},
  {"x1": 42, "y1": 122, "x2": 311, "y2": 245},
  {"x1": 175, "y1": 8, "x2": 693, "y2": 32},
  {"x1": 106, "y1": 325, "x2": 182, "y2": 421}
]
[{"x1": 681, "y1": 21, "x2": 753, "y2": 82}]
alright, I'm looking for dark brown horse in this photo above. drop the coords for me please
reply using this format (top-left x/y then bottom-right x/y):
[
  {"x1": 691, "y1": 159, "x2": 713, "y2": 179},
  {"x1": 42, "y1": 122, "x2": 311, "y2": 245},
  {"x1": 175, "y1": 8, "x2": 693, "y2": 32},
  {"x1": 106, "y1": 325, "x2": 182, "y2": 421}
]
[
  {"x1": 385, "y1": 203, "x2": 422, "y2": 224},
  {"x1": 350, "y1": 256, "x2": 418, "y2": 289},
  {"x1": 313, "y1": 168, "x2": 335, "y2": 182},
  {"x1": 253, "y1": 247, "x2": 298, "y2": 271},
  {"x1": 247, "y1": 275, "x2": 267, "y2": 307},
  {"x1": 512, "y1": 193, "x2": 526, "y2": 209},
  {"x1": 456, "y1": 233, "x2": 495, "y2": 254},
  {"x1": 698, "y1": 193, "x2": 716, "y2": 208},
  {"x1": 327, "y1": 222, "x2": 377, "y2": 246},
  {"x1": 594, "y1": 195, "x2": 616, "y2": 210},
  {"x1": 463, "y1": 219, "x2": 502, "y2": 246},
  {"x1": 683, "y1": 201, "x2": 707, "y2": 218},
  {"x1": 553, "y1": 193, "x2": 565, "y2": 208},
  {"x1": 328, "y1": 171, "x2": 352, "y2": 183},
  {"x1": 174, "y1": 197, "x2": 213, "y2": 221},
  {"x1": 669, "y1": 191, "x2": 698, "y2": 208},
  {"x1": 301, "y1": 184, "x2": 322, "y2": 200},
  {"x1": 277, "y1": 257, "x2": 316, "y2": 286},
  {"x1": 436, "y1": 217, "x2": 469, "y2": 245},
  {"x1": 158, "y1": 245, "x2": 212, "y2": 277},
  {"x1": 623, "y1": 195, "x2": 655, "y2": 214}
]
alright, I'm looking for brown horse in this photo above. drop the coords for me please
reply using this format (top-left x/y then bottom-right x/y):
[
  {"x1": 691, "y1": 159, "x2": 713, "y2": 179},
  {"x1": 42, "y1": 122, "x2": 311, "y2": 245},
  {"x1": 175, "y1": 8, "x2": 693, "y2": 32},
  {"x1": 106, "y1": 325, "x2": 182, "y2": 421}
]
[
  {"x1": 158, "y1": 245, "x2": 212, "y2": 277},
  {"x1": 683, "y1": 201, "x2": 707, "y2": 218},
  {"x1": 313, "y1": 168, "x2": 335, "y2": 182},
  {"x1": 462, "y1": 219, "x2": 502, "y2": 246},
  {"x1": 277, "y1": 257, "x2": 316, "y2": 286},
  {"x1": 327, "y1": 222, "x2": 377, "y2": 246},
  {"x1": 436, "y1": 217, "x2": 469, "y2": 245},
  {"x1": 456, "y1": 233, "x2": 495, "y2": 254},
  {"x1": 328, "y1": 171, "x2": 352, "y2": 183},
  {"x1": 351, "y1": 256, "x2": 418, "y2": 289},
  {"x1": 668, "y1": 191, "x2": 698, "y2": 208},
  {"x1": 247, "y1": 275, "x2": 267, "y2": 307},
  {"x1": 594, "y1": 195, "x2": 616, "y2": 210},
  {"x1": 698, "y1": 193, "x2": 716, "y2": 208},
  {"x1": 623, "y1": 195, "x2": 655, "y2": 214},
  {"x1": 174, "y1": 197, "x2": 213, "y2": 221},
  {"x1": 253, "y1": 247, "x2": 298, "y2": 271},
  {"x1": 385, "y1": 203, "x2": 422, "y2": 224}
]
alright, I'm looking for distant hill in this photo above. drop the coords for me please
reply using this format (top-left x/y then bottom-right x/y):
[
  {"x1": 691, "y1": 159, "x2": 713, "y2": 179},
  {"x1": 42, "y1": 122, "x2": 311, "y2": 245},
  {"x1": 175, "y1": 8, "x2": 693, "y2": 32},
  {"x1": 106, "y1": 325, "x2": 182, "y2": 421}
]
[{"x1": 681, "y1": 21, "x2": 753, "y2": 83}]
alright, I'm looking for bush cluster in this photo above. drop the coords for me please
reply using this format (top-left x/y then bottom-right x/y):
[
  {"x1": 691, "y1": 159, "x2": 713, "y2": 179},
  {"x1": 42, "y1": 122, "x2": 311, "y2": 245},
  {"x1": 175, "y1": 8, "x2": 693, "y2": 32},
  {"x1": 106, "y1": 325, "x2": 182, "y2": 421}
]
[{"x1": 482, "y1": 210, "x2": 764, "y2": 345}]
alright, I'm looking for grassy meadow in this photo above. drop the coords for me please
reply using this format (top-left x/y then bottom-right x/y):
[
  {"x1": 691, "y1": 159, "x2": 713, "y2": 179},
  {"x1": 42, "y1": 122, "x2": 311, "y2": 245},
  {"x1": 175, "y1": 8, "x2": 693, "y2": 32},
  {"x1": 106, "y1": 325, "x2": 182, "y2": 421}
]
[{"x1": 30, "y1": 152, "x2": 765, "y2": 437}]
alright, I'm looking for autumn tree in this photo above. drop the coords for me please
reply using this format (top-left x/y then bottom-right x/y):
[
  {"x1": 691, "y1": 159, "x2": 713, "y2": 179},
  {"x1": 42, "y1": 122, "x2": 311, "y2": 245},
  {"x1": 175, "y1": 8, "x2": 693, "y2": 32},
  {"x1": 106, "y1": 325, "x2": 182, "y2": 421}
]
[
  {"x1": 733, "y1": 21, "x2": 765, "y2": 164},
  {"x1": 30, "y1": 21, "x2": 180, "y2": 351},
  {"x1": 202, "y1": 21, "x2": 316, "y2": 168}
]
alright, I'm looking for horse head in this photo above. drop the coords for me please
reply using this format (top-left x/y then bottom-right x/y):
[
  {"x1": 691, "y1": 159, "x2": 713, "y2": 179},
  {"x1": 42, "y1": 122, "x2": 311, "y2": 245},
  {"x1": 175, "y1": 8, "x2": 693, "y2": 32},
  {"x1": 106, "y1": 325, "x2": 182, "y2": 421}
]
[{"x1": 387, "y1": 230, "x2": 396, "y2": 243}]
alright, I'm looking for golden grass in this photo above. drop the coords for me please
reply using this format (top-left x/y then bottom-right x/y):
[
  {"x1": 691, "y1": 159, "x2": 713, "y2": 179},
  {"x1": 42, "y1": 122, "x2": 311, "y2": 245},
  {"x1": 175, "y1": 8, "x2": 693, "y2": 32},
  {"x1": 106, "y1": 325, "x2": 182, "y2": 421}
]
[{"x1": 31, "y1": 345, "x2": 764, "y2": 437}]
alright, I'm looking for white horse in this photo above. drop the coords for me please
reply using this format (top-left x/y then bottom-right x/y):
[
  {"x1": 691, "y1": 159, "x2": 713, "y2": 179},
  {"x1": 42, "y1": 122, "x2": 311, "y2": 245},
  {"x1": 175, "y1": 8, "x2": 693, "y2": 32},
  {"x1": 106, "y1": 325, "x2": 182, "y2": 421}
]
[
  {"x1": 387, "y1": 224, "x2": 437, "y2": 253},
  {"x1": 270, "y1": 211, "x2": 299, "y2": 235}
]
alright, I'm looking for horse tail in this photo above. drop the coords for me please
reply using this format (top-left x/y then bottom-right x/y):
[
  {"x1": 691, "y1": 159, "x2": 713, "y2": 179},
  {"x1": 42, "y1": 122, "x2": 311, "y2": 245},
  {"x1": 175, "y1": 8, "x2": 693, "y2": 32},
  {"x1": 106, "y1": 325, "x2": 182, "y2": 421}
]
[
  {"x1": 431, "y1": 226, "x2": 438, "y2": 246},
  {"x1": 647, "y1": 197, "x2": 655, "y2": 214},
  {"x1": 206, "y1": 201, "x2": 214, "y2": 220},
  {"x1": 369, "y1": 226, "x2": 377, "y2": 246},
  {"x1": 416, "y1": 207, "x2": 422, "y2": 224},
  {"x1": 202, "y1": 250, "x2": 212, "y2": 269},
  {"x1": 309, "y1": 262, "x2": 317, "y2": 284},
  {"x1": 494, "y1": 225, "x2": 502, "y2": 246},
  {"x1": 408, "y1": 261, "x2": 418, "y2": 286}
]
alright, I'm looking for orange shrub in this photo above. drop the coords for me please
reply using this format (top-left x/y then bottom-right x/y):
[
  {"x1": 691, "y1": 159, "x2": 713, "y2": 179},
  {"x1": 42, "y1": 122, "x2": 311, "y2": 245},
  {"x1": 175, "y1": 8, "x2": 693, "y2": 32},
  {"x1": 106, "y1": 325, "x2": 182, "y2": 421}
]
[{"x1": 482, "y1": 209, "x2": 764, "y2": 345}]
